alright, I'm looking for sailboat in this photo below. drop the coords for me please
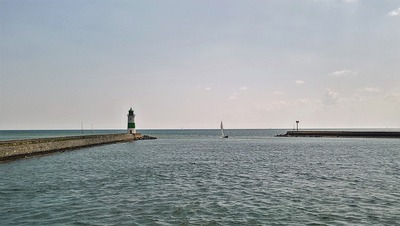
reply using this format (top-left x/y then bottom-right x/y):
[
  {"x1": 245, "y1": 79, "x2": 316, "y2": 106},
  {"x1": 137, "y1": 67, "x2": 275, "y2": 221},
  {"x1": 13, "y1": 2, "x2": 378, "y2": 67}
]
[{"x1": 220, "y1": 121, "x2": 228, "y2": 138}]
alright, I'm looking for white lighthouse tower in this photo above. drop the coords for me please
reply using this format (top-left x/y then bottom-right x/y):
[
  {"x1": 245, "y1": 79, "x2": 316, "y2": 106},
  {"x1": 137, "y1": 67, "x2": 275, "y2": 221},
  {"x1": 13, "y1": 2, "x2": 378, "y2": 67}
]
[{"x1": 127, "y1": 107, "x2": 136, "y2": 134}]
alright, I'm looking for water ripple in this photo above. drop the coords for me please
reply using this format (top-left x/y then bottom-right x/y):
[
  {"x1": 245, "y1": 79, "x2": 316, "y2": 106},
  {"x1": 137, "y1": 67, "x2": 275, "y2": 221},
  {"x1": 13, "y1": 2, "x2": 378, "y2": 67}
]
[{"x1": 1, "y1": 138, "x2": 400, "y2": 225}]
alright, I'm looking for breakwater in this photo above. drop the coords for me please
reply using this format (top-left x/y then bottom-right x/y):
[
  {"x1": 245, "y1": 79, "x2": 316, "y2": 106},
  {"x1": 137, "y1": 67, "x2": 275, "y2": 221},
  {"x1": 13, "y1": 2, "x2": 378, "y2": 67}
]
[
  {"x1": 0, "y1": 133, "x2": 156, "y2": 161},
  {"x1": 277, "y1": 131, "x2": 400, "y2": 138}
]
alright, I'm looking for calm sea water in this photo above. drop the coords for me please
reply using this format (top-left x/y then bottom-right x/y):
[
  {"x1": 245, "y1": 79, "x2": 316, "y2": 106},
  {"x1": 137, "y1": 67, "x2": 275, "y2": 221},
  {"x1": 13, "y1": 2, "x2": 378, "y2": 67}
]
[{"x1": 1, "y1": 130, "x2": 399, "y2": 225}]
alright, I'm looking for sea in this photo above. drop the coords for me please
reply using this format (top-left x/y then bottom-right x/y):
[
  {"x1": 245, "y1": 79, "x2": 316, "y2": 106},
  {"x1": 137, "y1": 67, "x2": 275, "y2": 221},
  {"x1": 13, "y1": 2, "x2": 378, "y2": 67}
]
[{"x1": 0, "y1": 129, "x2": 399, "y2": 225}]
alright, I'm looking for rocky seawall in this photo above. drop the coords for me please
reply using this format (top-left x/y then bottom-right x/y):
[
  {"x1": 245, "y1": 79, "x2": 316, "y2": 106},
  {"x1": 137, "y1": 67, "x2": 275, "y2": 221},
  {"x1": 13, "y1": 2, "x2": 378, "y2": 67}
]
[
  {"x1": 0, "y1": 133, "x2": 156, "y2": 162},
  {"x1": 277, "y1": 131, "x2": 400, "y2": 138}
]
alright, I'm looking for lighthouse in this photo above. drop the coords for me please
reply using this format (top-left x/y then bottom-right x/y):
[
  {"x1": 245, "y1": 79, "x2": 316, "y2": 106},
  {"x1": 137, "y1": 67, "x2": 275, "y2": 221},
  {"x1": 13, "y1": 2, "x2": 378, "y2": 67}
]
[{"x1": 127, "y1": 107, "x2": 136, "y2": 134}]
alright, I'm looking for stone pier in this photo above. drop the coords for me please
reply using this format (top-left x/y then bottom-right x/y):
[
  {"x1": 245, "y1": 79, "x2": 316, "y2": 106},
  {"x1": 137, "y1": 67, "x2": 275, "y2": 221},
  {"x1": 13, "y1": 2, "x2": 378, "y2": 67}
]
[{"x1": 0, "y1": 133, "x2": 156, "y2": 162}]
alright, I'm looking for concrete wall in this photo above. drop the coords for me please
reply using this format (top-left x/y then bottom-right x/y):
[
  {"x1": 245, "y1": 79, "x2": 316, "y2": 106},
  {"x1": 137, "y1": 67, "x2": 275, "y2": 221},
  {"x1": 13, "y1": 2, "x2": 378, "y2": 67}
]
[
  {"x1": 281, "y1": 131, "x2": 400, "y2": 138},
  {"x1": 0, "y1": 133, "x2": 141, "y2": 161}
]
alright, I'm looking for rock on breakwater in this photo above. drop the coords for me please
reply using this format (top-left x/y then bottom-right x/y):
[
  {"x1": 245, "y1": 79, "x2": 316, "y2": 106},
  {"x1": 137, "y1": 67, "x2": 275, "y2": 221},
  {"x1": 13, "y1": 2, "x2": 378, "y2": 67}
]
[{"x1": 0, "y1": 133, "x2": 156, "y2": 161}]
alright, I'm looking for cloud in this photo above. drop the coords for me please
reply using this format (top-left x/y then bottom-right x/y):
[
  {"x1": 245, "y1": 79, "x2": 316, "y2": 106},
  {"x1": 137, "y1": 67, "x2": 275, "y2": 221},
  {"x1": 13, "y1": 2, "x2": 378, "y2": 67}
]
[
  {"x1": 388, "y1": 7, "x2": 400, "y2": 17},
  {"x1": 239, "y1": 86, "x2": 247, "y2": 91},
  {"x1": 342, "y1": 0, "x2": 358, "y2": 3},
  {"x1": 296, "y1": 80, "x2": 305, "y2": 85},
  {"x1": 205, "y1": 87, "x2": 211, "y2": 91},
  {"x1": 273, "y1": 91, "x2": 284, "y2": 95},
  {"x1": 359, "y1": 87, "x2": 381, "y2": 93},
  {"x1": 256, "y1": 98, "x2": 311, "y2": 112},
  {"x1": 229, "y1": 95, "x2": 238, "y2": 100},
  {"x1": 385, "y1": 91, "x2": 400, "y2": 102},
  {"x1": 330, "y1": 69, "x2": 357, "y2": 76},
  {"x1": 322, "y1": 89, "x2": 339, "y2": 105},
  {"x1": 313, "y1": 0, "x2": 358, "y2": 3}
]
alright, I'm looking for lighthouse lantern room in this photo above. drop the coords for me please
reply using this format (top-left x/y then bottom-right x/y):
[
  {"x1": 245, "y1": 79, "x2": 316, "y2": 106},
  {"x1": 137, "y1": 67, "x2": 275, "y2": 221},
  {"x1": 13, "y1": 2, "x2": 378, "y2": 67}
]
[{"x1": 127, "y1": 107, "x2": 136, "y2": 134}]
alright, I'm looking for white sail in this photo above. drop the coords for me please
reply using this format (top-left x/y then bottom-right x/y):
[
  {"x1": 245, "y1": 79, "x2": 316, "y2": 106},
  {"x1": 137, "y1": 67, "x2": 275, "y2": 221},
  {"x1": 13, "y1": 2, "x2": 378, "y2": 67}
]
[
  {"x1": 220, "y1": 121, "x2": 228, "y2": 138},
  {"x1": 220, "y1": 121, "x2": 225, "y2": 137}
]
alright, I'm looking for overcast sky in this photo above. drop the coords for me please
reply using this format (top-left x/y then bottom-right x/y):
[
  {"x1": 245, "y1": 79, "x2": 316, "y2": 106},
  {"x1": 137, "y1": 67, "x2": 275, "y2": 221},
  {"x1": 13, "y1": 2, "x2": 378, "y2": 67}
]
[{"x1": 1, "y1": 0, "x2": 399, "y2": 129}]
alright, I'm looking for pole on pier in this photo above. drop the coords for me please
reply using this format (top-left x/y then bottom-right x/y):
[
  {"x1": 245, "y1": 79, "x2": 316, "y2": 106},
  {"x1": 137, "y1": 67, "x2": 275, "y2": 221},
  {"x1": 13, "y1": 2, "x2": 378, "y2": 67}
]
[{"x1": 296, "y1": 121, "x2": 299, "y2": 131}]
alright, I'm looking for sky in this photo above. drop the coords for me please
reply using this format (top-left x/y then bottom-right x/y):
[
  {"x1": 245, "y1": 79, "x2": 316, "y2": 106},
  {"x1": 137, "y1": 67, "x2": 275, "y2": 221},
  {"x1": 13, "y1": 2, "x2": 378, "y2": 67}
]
[{"x1": 1, "y1": 0, "x2": 399, "y2": 130}]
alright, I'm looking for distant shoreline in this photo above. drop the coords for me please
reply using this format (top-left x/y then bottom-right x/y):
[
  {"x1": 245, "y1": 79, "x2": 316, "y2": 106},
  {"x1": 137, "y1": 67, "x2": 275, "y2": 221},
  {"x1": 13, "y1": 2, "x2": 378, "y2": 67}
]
[{"x1": 1, "y1": 128, "x2": 400, "y2": 131}]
